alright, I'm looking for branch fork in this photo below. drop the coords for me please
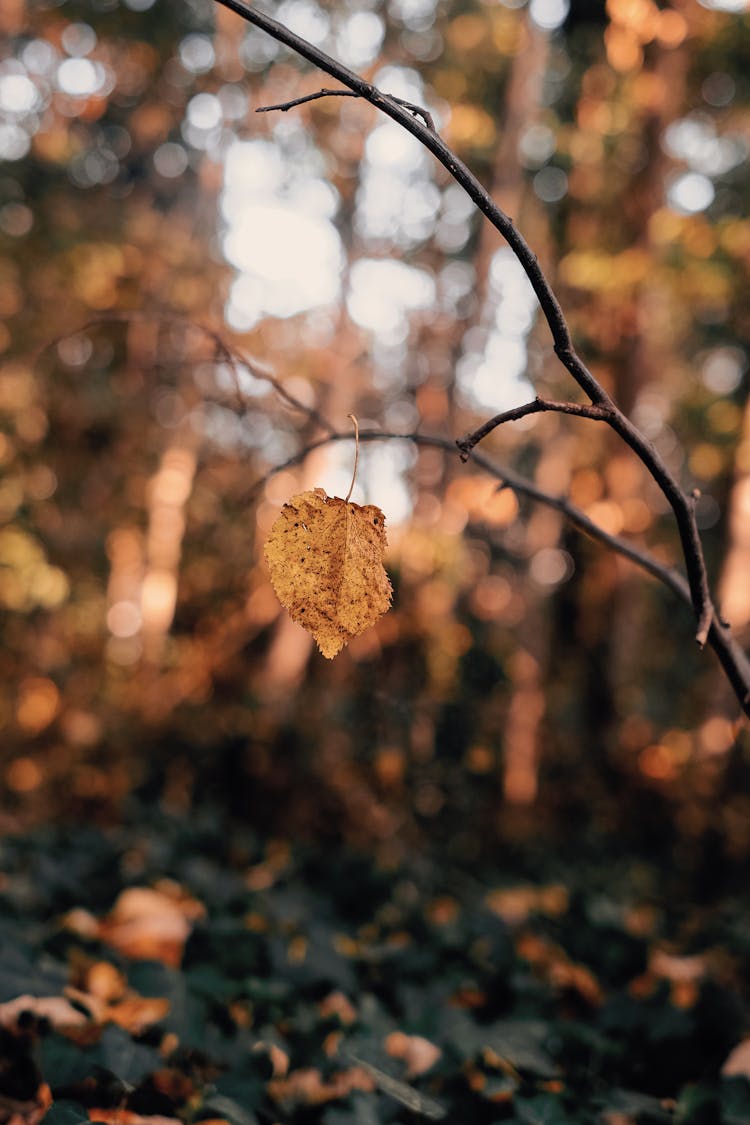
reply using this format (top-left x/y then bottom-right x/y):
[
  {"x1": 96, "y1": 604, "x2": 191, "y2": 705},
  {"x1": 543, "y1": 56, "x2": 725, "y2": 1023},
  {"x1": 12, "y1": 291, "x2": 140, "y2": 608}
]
[
  {"x1": 213, "y1": 0, "x2": 748, "y2": 714},
  {"x1": 456, "y1": 397, "x2": 613, "y2": 461}
]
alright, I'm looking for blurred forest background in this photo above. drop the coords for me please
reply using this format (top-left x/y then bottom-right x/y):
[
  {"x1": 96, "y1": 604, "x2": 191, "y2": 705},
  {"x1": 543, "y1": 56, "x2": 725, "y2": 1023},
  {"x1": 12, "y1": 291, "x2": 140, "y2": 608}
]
[{"x1": 1, "y1": 0, "x2": 750, "y2": 874}]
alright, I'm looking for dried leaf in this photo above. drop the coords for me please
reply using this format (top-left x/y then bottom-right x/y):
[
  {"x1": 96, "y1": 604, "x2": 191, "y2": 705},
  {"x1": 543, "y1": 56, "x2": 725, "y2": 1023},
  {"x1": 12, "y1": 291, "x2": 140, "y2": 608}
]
[
  {"x1": 105, "y1": 995, "x2": 171, "y2": 1034},
  {"x1": 85, "y1": 961, "x2": 127, "y2": 1003},
  {"x1": 98, "y1": 886, "x2": 202, "y2": 966},
  {"x1": 263, "y1": 488, "x2": 392, "y2": 658},
  {"x1": 0, "y1": 994, "x2": 88, "y2": 1030},
  {"x1": 648, "y1": 948, "x2": 707, "y2": 983},
  {"x1": 64, "y1": 983, "x2": 171, "y2": 1035},
  {"x1": 84, "y1": 1112, "x2": 181, "y2": 1125},
  {"x1": 385, "y1": 1031, "x2": 443, "y2": 1077},
  {"x1": 267, "y1": 1065, "x2": 375, "y2": 1107},
  {"x1": 0, "y1": 1083, "x2": 52, "y2": 1125},
  {"x1": 722, "y1": 1038, "x2": 750, "y2": 1078}
]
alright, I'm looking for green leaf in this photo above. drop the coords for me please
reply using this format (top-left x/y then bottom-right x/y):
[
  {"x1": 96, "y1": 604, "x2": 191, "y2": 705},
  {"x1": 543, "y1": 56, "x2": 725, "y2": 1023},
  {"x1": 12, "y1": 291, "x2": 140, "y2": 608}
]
[
  {"x1": 323, "y1": 1092, "x2": 382, "y2": 1124},
  {"x1": 598, "y1": 1087, "x2": 673, "y2": 1122},
  {"x1": 94, "y1": 1025, "x2": 161, "y2": 1086},
  {"x1": 41, "y1": 1103, "x2": 92, "y2": 1125},
  {"x1": 515, "y1": 1093, "x2": 573, "y2": 1125},
  {"x1": 37, "y1": 1036, "x2": 95, "y2": 1088},
  {"x1": 721, "y1": 1077, "x2": 750, "y2": 1125},
  {"x1": 481, "y1": 1020, "x2": 559, "y2": 1078},
  {"x1": 0, "y1": 938, "x2": 67, "y2": 1002},
  {"x1": 478, "y1": 1075, "x2": 517, "y2": 1102},
  {"x1": 675, "y1": 1082, "x2": 720, "y2": 1124},
  {"x1": 200, "y1": 1093, "x2": 260, "y2": 1125}
]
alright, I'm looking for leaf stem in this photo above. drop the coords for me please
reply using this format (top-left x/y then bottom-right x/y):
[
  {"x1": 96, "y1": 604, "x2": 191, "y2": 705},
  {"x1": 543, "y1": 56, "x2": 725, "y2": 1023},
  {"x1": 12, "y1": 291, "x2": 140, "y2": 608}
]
[{"x1": 345, "y1": 414, "x2": 359, "y2": 502}]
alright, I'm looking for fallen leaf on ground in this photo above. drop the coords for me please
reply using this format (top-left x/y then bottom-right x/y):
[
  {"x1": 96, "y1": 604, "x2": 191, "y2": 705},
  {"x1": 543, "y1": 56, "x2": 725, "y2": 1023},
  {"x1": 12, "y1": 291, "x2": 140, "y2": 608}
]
[
  {"x1": 98, "y1": 886, "x2": 202, "y2": 966},
  {"x1": 85, "y1": 1112, "x2": 181, "y2": 1125},
  {"x1": 0, "y1": 1083, "x2": 51, "y2": 1125},
  {"x1": 649, "y1": 948, "x2": 707, "y2": 983},
  {"x1": 264, "y1": 488, "x2": 392, "y2": 658},
  {"x1": 385, "y1": 1031, "x2": 442, "y2": 1077},
  {"x1": 0, "y1": 995, "x2": 87, "y2": 1029},
  {"x1": 105, "y1": 995, "x2": 171, "y2": 1034},
  {"x1": 85, "y1": 961, "x2": 127, "y2": 1003},
  {"x1": 318, "y1": 991, "x2": 357, "y2": 1026},
  {"x1": 722, "y1": 1037, "x2": 750, "y2": 1078},
  {"x1": 267, "y1": 1065, "x2": 375, "y2": 1107},
  {"x1": 62, "y1": 982, "x2": 170, "y2": 1034},
  {"x1": 485, "y1": 884, "x2": 569, "y2": 925}
]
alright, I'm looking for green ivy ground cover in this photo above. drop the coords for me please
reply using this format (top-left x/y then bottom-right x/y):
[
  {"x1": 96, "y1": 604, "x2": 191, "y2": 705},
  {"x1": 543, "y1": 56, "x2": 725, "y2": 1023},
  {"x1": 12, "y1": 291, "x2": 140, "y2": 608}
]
[{"x1": 1, "y1": 809, "x2": 749, "y2": 1125}]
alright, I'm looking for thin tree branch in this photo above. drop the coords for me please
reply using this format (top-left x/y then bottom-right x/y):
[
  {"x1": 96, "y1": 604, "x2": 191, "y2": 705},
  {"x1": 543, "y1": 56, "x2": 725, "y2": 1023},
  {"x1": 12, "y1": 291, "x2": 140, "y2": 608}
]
[
  {"x1": 457, "y1": 397, "x2": 713, "y2": 642},
  {"x1": 211, "y1": 336, "x2": 335, "y2": 435},
  {"x1": 250, "y1": 430, "x2": 750, "y2": 716},
  {"x1": 611, "y1": 412, "x2": 714, "y2": 644},
  {"x1": 36, "y1": 312, "x2": 335, "y2": 436},
  {"x1": 257, "y1": 87, "x2": 358, "y2": 114},
  {"x1": 212, "y1": 0, "x2": 600, "y2": 397},
  {"x1": 457, "y1": 398, "x2": 612, "y2": 460},
  {"x1": 212, "y1": 0, "x2": 715, "y2": 648},
  {"x1": 257, "y1": 87, "x2": 435, "y2": 130}
]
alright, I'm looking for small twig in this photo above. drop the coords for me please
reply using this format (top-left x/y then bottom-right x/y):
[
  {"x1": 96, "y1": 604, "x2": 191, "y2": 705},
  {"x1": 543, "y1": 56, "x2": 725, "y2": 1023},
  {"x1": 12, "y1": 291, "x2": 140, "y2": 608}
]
[
  {"x1": 344, "y1": 1051, "x2": 446, "y2": 1119},
  {"x1": 34, "y1": 312, "x2": 335, "y2": 436},
  {"x1": 212, "y1": 337, "x2": 335, "y2": 435},
  {"x1": 257, "y1": 87, "x2": 359, "y2": 114},
  {"x1": 344, "y1": 413, "x2": 359, "y2": 502},
  {"x1": 389, "y1": 94, "x2": 436, "y2": 131},
  {"x1": 256, "y1": 86, "x2": 435, "y2": 130},
  {"x1": 457, "y1": 397, "x2": 612, "y2": 460}
]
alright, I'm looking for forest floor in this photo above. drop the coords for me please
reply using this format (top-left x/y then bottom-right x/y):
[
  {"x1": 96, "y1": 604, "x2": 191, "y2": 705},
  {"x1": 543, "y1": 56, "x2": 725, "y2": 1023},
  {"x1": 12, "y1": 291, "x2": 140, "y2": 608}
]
[{"x1": 1, "y1": 803, "x2": 749, "y2": 1125}]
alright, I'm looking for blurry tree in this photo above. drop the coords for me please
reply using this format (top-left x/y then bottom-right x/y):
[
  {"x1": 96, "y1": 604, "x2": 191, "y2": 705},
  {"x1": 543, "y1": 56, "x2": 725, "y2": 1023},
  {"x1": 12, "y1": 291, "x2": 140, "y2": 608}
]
[{"x1": 1, "y1": 0, "x2": 749, "y2": 866}]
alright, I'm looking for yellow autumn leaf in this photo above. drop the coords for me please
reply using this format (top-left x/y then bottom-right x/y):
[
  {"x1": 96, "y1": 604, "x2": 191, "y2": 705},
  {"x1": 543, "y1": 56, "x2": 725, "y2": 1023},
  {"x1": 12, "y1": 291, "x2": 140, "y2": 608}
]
[{"x1": 264, "y1": 487, "x2": 392, "y2": 658}]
